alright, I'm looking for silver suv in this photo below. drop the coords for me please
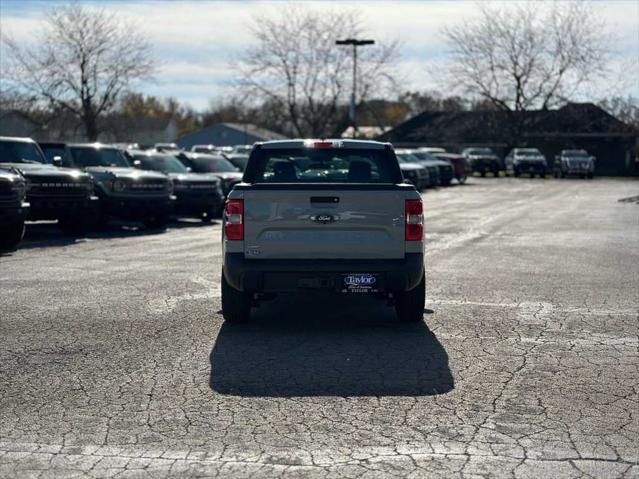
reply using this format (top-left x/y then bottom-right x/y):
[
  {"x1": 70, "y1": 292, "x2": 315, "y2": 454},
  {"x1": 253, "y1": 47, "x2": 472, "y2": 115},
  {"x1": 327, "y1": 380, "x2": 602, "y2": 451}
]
[{"x1": 221, "y1": 140, "x2": 425, "y2": 323}]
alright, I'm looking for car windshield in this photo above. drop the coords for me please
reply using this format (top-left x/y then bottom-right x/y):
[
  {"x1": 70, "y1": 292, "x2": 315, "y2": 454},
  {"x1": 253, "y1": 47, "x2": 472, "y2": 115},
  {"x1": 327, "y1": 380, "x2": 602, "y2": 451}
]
[
  {"x1": 467, "y1": 148, "x2": 493, "y2": 155},
  {"x1": 246, "y1": 148, "x2": 400, "y2": 184},
  {"x1": 189, "y1": 155, "x2": 238, "y2": 173},
  {"x1": 136, "y1": 154, "x2": 188, "y2": 173},
  {"x1": 564, "y1": 150, "x2": 589, "y2": 157},
  {"x1": 69, "y1": 147, "x2": 131, "y2": 167},
  {"x1": 396, "y1": 153, "x2": 420, "y2": 164},
  {"x1": 411, "y1": 151, "x2": 437, "y2": 161},
  {"x1": 40, "y1": 145, "x2": 66, "y2": 163},
  {"x1": 0, "y1": 140, "x2": 47, "y2": 164},
  {"x1": 227, "y1": 155, "x2": 249, "y2": 170},
  {"x1": 517, "y1": 149, "x2": 541, "y2": 156}
]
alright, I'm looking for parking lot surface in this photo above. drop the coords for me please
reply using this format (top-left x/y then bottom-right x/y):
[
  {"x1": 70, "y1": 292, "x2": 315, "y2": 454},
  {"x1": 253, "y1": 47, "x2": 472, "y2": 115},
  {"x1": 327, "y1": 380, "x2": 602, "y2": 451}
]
[{"x1": 1, "y1": 178, "x2": 638, "y2": 478}]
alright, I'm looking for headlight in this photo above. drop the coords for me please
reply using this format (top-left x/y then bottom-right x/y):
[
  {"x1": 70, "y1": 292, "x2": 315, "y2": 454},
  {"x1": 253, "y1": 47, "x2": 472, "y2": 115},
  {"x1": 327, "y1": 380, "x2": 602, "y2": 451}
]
[{"x1": 112, "y1": 179, "x2": 127, "y2": 192}]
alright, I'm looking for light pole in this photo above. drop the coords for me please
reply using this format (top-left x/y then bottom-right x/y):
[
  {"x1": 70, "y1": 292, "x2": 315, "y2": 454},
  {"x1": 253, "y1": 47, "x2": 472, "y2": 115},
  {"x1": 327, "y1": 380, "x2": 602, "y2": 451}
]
[{"x1": 335, "y1": 38, "x2": 374, "y2": 138}]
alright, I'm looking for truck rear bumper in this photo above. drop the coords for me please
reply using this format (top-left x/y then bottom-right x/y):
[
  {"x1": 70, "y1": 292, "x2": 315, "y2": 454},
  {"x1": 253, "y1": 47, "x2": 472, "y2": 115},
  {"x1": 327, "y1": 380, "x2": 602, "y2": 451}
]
[{"x1": 223, "y1": 253, "x2": 424, "y2": 293}]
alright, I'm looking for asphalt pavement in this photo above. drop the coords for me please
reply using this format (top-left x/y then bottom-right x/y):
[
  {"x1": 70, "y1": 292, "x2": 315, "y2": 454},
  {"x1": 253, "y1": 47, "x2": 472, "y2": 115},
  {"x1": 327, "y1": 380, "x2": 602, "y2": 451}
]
[{"x1": 1, "y1": 177, "x2": 638, "y2": 478}]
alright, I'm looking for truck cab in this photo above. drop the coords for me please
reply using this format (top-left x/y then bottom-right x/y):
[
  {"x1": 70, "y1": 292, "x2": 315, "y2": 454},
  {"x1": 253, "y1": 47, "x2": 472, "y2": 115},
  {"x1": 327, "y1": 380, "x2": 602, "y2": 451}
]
[{"x1": 221, "y1": 139, "x2": 425, "y2": 323}]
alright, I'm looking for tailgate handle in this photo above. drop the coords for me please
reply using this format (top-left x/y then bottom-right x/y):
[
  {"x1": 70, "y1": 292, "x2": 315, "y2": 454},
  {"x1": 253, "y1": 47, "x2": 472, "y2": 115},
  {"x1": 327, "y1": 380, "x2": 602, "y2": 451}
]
[{"x1": 310, "y1": 196, "x2": 339, "y2": 204}]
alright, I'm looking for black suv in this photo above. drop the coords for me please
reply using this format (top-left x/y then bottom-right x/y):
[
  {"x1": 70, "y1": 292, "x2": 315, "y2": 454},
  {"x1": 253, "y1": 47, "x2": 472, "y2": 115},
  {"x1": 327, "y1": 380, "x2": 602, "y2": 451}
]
[
  {"x1": 0, "y1": 167, "x2": 29, "y2": 250},
  {"x1": 127, "y1": 150, "x2": 225, "y2": 221},
  {"x1": 41, "y1": 143, "x2": 174, "y2": 229},
  {"x1": 1, "y1": 137, "x2": 95, "y2": 234}
]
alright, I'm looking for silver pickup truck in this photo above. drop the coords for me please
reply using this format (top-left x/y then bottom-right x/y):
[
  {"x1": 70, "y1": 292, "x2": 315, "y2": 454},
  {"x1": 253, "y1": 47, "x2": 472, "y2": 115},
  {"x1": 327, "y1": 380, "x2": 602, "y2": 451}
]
[{"x1": 221, "y1": 139, "x2": 425, "y2": 323}]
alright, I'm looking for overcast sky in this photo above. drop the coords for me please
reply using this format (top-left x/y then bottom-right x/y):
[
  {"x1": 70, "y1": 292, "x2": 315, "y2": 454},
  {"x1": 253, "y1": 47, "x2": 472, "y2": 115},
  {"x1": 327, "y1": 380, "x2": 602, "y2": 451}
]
[{"x1": 1, "y1": 0, "x2": 637, "y2": 110}]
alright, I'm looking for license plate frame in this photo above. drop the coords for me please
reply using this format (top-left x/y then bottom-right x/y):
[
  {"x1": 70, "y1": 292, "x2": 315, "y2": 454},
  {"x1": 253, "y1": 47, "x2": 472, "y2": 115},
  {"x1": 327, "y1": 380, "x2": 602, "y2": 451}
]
[{"x1": 341, "y1": 273, "x2": 380, "y2": 293}]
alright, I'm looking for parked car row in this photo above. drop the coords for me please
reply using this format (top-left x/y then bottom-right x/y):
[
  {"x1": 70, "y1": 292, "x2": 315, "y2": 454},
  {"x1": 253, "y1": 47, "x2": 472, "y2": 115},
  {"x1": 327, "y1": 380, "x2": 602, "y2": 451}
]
[
  {"x1": 394, "y1": 148, "x2": 465, "y2": 190},
  {"x1": 0, "y1": 136, "x2": 250, "y2": 251},
  {"x1": 0, "y1": 136, "x2": 598, "y2": 252},
  {"x1": 459, "y1": 146, "x2": 596, "y2": 179}
]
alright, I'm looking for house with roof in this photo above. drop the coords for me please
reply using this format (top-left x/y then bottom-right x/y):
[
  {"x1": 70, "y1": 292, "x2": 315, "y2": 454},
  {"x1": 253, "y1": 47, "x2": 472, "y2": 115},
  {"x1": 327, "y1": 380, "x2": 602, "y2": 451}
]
[
  {"x1": 175, "y1": 123, "x2": 288, "y2": 149},
  {"x1": 379, "y1": 103, "x2": 638, "y2": 176}
]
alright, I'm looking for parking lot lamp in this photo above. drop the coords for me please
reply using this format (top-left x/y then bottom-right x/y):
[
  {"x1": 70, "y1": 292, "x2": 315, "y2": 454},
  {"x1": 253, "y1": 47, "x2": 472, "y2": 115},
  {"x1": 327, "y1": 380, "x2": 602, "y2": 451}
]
[{"x1": 335, "y1": 38, "x2": 375, "y2": 138}]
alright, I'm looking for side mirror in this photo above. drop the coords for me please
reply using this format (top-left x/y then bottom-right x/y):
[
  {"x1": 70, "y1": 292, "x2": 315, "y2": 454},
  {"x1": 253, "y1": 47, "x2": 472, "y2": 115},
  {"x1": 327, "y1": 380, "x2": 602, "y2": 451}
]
[{"x1": 52, "y1": 156, "x2": 63, "y2": 167}]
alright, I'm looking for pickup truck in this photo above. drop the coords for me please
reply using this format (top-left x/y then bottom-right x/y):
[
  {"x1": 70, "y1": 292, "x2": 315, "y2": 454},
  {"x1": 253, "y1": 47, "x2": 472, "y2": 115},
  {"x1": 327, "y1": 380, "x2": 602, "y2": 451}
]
[
  {"x1": 221, "y1": 139, "x2": 425, "y2": 323},
  {"x1": 553, "y1": 149, "x2": 595, "y2": 179}
]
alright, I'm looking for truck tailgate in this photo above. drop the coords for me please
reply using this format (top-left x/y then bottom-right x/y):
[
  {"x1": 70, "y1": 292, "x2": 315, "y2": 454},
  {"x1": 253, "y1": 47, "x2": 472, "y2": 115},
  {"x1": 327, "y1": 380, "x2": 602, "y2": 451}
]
[{"x1": 243, "y1": 190, "x2": 405, "y2": 259}]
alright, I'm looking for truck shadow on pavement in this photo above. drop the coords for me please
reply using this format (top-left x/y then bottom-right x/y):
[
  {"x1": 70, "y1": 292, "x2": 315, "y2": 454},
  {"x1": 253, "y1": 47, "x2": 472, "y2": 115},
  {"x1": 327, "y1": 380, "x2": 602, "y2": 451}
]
[{"x1": 210, "y1": 295, "x2": 454, "y2": 397}]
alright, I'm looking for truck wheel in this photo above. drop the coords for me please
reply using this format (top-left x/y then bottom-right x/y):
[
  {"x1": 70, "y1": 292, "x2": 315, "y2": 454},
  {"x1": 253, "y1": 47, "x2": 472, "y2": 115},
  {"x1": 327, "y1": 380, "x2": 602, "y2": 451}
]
[
  {"x1": 0, "y1": 220, "x2": 25, "y2": 251},
  {"x1": 514, "y1": 168, "x2": 520, "y2": 178},
  {"x1": 441, "y1": 178, "x2": 452, "y2": 186},
  {"x1": 540, "y1": 170, "x2": 546, "y2": 179},
  {"x1": 221, "y1": 272, "x2": 251, "y2": 323},
  {"x1": 480, "y1": 170, "x2": 486, "y2": 177},
  {"x1": 492, "y1": 169, "x2": 500, "y2": 177},
  {"x1": 457, "y1": 175, "x2": 467, "y2": 184},
  {"x1": 587, "y1": 173, "x2": 594, "y2": 179},
  {"x1": 395, "y1": 274, "x2": 425, "y2": 323}
]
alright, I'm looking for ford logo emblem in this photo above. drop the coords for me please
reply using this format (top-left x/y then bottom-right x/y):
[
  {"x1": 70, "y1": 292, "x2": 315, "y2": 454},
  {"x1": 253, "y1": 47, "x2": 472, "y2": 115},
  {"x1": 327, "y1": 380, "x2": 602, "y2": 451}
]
[
  {"x1": 311, "y1": 214, "x2": 337, "y2": 224},
  {"x1": 344, "y1": 274, "x2": 376, "y2": 286}
]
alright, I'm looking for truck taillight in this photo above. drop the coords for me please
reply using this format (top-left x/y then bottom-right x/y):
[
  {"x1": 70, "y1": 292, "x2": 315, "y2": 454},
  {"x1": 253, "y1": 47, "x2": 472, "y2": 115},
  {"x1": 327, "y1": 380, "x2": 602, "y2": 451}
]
[
  {"x1": 224, "y1": 199, "x2": 244, "y2": 240},
  {"x1": 405, "y1": 199, "x2": 423, "y2": 241}
]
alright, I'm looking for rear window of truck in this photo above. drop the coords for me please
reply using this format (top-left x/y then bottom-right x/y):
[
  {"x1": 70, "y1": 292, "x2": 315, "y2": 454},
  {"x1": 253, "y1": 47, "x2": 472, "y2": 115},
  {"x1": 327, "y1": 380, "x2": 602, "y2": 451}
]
[{"x1": 245, "y1": 148, "x2": 401, "y2": 184}]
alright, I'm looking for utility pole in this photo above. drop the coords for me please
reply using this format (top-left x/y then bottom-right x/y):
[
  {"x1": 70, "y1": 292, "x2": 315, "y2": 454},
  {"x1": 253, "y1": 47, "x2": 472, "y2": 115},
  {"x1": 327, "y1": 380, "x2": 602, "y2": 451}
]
[{"x1": 335, "y1": 38, "x2": 374, "y2": 138}]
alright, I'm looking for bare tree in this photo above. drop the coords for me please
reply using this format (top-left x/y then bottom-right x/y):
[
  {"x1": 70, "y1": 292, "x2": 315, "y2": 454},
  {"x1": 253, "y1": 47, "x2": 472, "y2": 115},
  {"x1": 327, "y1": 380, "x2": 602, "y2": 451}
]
[
  {"x1": 2, "y1": 4, "x2": 155, "y2": 141},
  {"x1": 598, "y1": 96, "x2": 639, "y2": 129},
  {"x1": 441, "y1": 1, "x2": 610, "y2": 113},
  {"x1": 234, "y1": 7, "x2": 400, "y2": 138}
]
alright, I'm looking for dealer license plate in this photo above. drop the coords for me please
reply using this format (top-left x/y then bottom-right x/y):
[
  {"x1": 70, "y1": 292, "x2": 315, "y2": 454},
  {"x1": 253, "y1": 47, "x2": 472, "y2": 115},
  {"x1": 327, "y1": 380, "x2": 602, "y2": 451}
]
[{"x1": 341, "y1": 273, "x2": 379, "y2": 293}]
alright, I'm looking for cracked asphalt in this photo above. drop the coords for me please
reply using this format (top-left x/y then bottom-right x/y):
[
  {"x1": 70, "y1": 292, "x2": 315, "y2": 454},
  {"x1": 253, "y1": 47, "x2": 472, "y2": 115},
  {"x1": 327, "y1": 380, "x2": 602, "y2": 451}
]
[{"x1": 1, "y1": 177, "x2": 638, "y2": 478}]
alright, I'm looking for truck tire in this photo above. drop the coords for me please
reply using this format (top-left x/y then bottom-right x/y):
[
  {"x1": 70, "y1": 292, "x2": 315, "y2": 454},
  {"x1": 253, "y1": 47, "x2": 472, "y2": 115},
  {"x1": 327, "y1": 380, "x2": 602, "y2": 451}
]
[
  {"x1": 540, "y1": 170, "x2": 546, "y2": 179},
  {"x1": 395, "y1": 274, "x2": 425, "y2": 323},
  {"x1": 514, "y1": 168, "x2": 520, "y2": 178},
  {"x1": 221, "y1": 272, "x2": 251, "y2": 323},
  {"x1": 457, "y1": 175, "x2": 467, "y2": 184},
  {"x1": 587, "y1": 173, "x2": 594, "y2": 179},
  {"x1": 0, "y1": 220, "x2": 25, "y2": 251}
]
